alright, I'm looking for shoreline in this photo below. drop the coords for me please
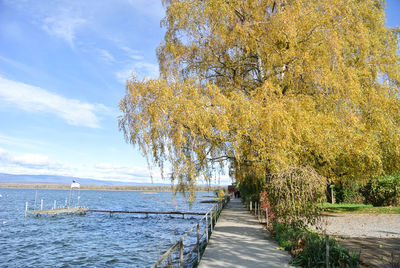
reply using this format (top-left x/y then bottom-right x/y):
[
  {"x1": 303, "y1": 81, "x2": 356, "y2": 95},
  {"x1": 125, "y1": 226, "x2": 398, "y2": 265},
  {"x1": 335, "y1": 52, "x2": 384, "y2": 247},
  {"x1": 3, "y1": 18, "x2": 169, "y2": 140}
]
[{"x1": 0, "y1": 183, "x2": 225, "y2": 192}]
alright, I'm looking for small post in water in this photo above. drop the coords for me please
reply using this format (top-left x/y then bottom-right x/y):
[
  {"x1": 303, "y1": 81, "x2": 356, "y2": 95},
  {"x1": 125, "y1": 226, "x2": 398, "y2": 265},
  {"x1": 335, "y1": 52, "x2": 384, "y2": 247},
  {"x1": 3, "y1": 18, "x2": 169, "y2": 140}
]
[
  {"x1": 53, "y1": 200, "x2": 56, "y2": 209},
  {"x1": 25, "y1": 201, "x2": 28, "y2": 217},
  {"x1": 40, "y1": 199, "x2": 43, "y2": 210}
]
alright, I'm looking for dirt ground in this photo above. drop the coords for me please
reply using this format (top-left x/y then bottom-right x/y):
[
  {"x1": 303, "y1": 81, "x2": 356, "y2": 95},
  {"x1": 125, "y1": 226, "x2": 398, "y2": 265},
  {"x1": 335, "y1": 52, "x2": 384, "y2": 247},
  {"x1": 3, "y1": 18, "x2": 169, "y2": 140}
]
[
  {"x1": 337, "y1": 237, "x2": 400, "y2": 267},
  {"x1": 311, "y1": 214, "x2": 400, "y2": 267}
]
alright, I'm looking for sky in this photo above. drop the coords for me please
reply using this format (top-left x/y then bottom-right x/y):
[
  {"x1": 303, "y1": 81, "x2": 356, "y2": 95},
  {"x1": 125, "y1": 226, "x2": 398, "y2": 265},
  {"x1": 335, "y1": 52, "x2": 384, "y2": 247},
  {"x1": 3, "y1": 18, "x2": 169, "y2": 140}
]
[{"x1": 0, "y1": 0, "x2": 399, "y2": 185}]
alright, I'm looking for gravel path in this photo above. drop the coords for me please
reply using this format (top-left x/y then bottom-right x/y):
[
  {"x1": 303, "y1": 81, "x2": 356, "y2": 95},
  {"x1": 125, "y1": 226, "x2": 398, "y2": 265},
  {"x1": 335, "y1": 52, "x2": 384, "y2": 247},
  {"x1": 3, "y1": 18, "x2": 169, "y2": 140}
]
[{"x1": 316, "y1": 214, "x2": 400, "y2": 238}]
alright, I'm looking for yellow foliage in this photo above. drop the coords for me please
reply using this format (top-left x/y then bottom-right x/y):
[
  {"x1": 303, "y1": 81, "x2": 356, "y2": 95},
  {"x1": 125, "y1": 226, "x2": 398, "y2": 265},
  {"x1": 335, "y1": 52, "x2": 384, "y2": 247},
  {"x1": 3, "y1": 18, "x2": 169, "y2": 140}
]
[{"x1": 119, "y1": 0, "x2": 400, "y2": 198}]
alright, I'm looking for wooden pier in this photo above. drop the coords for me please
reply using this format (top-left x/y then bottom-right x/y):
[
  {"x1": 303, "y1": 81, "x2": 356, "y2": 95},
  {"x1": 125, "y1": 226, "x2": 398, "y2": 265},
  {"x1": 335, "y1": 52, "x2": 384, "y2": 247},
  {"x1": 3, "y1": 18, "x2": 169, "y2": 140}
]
[
  {"x1": 26, "y1": 207, "x2": 89, "y2": 216},
  {"x1": 25, "y1": 206, "x2": 206, "y2": 218},
  {"x1": 87, "y1": 210, "x2": 206, "y2": 218}
]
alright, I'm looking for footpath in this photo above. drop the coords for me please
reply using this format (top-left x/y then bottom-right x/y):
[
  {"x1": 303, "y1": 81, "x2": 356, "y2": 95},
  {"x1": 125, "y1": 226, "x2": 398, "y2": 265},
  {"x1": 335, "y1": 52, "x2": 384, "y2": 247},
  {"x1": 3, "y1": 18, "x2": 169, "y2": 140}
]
[{"x1": 199, "y1": 198, "x2": 292, "y2": 268}]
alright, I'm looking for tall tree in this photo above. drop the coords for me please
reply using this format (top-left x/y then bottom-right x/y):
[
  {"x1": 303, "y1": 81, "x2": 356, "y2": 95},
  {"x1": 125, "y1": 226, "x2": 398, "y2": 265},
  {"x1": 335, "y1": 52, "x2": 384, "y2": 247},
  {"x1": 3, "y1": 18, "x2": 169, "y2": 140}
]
[{"x1": 119, "y1": 0, "x2": 400, "y2": 198}]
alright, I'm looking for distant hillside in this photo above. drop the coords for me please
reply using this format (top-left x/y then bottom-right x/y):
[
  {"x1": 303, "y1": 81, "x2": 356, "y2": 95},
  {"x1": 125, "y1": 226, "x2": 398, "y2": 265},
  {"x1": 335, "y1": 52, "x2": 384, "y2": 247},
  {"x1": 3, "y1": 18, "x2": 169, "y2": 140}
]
[
  {"x1": 0, "y1": 173, "x2": 226, "y2": 191},
  {"x1": 0, "y1": 173, "x2": 162, "y2": 186},
  {"x1": 0, "y1": 182, "x2": 222, "y2": 192}
]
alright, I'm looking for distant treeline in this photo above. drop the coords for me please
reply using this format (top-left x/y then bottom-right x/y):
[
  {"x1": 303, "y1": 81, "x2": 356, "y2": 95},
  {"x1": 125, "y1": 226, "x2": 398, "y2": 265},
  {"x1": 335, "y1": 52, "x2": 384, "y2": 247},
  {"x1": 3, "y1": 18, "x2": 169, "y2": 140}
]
[{"x1": 0, "y1": 183, "x2": 226, "y2": 192}]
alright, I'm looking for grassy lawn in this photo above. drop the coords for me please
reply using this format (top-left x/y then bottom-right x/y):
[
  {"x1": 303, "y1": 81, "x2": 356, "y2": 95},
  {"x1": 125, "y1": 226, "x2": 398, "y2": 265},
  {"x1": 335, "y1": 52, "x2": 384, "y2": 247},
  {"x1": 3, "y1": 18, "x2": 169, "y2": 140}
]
[{"x1": 322, "y1": 203, "x2": 400, "y2": 214}]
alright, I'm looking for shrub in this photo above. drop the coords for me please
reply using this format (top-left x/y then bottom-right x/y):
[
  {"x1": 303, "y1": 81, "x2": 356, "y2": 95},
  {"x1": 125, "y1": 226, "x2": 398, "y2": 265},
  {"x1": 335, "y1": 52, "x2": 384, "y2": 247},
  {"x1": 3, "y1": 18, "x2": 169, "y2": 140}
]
[
  {"x1": 236, "y1": 173, "x2": 265, "y2": 202},
  {"x1": 334, "y1": 180, "x2": 363, "y2": 204},
  {"x1": 290, "y1": 232, "x2": 360, "y2": 268},
  {"x1": 259, "y1": 190, "x2": 275, "y2": 227},
  {"x1": 361, "y1": 175, "x2": 400, "y2": 206},
  {"x1": 272, "y1": 222, "x2": 360, "y2": 268},
  {"x1": 266, "y1": 166, "x2": 326, "y2": 228}
]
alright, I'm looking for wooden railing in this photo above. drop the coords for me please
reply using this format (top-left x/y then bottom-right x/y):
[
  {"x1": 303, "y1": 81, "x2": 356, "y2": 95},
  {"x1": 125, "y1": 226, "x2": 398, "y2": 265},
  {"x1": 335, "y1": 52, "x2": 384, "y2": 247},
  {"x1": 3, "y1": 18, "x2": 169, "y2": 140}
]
[
  {"x1": 246, "y1": 200, "x2": 270, "y2": 226},
  {"x1": 152, "y1": 197, "x2": 229, "y2": 268}
]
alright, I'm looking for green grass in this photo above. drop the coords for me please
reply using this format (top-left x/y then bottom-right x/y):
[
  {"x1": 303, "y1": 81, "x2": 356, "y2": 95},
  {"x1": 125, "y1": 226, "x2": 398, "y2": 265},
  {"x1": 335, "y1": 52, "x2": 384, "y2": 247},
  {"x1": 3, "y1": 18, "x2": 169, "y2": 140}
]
[{"x1": 322, "y1": 203, "x2": 400, "y2": 214}]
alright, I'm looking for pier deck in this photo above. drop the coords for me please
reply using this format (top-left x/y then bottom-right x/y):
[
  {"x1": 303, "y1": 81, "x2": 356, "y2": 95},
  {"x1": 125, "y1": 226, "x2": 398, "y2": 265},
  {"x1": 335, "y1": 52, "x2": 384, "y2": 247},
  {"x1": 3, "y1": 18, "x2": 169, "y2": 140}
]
[
  {"x1": 26, "y1": 207, "x2": 88, "y2": 215},
  {"x1": 199, "y1": 198, "x2": 292, "y2": 268},
  {"x1": 26, "y1": 208, "x2": 206, "y2": 217}
]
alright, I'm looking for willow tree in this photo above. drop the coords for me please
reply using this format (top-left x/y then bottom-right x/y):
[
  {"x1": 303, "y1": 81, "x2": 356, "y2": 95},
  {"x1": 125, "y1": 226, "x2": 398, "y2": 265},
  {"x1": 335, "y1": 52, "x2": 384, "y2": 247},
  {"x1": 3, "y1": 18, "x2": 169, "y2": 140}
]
[{"x1": 119, "y1": 0, "x2": 400, "y2": 198}]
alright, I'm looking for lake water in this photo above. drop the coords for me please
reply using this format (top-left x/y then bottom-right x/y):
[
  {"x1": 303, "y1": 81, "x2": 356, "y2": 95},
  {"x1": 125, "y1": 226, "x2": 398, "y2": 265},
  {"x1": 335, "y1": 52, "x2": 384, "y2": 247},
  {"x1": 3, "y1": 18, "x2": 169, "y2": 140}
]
[{"x1": 0, "y1": 188, "x2": 216, "y2": 267}]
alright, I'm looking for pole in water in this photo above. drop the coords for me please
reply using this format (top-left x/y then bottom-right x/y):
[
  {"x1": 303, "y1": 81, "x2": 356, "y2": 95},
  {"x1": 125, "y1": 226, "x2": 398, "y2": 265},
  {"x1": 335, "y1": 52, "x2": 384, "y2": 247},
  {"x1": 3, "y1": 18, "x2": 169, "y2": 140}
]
[
  {"x1": 53, "y1": 200, "x2": 56, "y2": 209},
  {"x1": 25, "y1": 201, "x2": 28, "y2": 217},
  {"x1": 68, "y1": 187, "x2": 72, "y2": 208},
  {"x1": 34, "y1": 187, "x2": 38, "y2": 211},
  {"x1": 40, "y1": 199, "x2": 43, "y2": 210},
  {"x1": 77, "y1": 189, "x2": 81, "y2": 207}
]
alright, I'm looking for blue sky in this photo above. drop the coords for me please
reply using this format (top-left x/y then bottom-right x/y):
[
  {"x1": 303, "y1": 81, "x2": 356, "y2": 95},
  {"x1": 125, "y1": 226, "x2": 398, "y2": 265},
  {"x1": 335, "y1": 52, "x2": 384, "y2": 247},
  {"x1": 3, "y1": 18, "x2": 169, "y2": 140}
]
[{"x1": 0, "y1": 0, "x2": 399, "y2": 185}]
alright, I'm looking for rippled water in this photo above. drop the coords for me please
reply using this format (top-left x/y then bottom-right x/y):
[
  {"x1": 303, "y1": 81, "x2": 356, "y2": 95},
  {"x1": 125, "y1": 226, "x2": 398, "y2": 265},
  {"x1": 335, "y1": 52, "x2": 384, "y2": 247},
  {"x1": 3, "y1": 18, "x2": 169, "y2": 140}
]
[{"x1": 0, "y1": 188, "x2": 215, "y2": 267}]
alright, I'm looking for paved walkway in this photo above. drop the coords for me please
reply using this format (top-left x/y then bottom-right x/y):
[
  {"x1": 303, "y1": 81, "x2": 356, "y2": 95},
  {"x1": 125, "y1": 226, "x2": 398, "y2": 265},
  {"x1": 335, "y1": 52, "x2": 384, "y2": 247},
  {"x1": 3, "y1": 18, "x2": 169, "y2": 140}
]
[{"x1": 199, "y1": 198, "x2": 292, "y2": 268}]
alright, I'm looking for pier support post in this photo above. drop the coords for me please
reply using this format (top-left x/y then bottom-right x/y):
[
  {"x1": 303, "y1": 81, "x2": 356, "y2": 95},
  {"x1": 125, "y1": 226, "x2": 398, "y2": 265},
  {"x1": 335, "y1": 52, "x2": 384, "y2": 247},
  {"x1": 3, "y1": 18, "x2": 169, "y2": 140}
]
[{"x1": 25, "y1": 201, "x2": 28, "y2": 217}]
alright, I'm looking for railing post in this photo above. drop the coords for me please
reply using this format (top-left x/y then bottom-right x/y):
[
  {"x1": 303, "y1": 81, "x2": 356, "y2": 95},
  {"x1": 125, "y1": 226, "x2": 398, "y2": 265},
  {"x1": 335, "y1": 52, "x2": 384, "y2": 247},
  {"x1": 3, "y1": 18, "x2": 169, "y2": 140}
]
[
  {"x1": 210, "y1": 209, "x2": 213, "y2": 232},
  {"x1": 25, "y1": 201, "x2": 28, "y2": 217},
  {"x1": 254, "y1": 202, "x2": 258, "y2": 220},
  {"x1": 206, "y1": 212, "x2": 209, "y2": 242},
  {"x1": 325, "y1": 233, "x2": 329, "y2": 268},
  {"x1": 197, "y1": 223, "x2": 200, "y2": 263},
  {"x1": 179, "y1": 240, "x2": 184, "y2": 267}
]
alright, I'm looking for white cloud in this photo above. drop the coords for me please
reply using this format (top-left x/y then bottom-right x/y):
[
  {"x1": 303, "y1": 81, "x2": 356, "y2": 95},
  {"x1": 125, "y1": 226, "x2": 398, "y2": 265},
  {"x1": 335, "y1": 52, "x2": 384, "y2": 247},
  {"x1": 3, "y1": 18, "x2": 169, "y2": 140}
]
[
  {"x1": 115, "y1": 62, "x2": 159, "y2": 83},
  {"x1": 0, "y1": 76, "x2": 105, "y2": 128},
  {"x1": 42, "y1": 16, "x2": 86, "y2": 47},
  {"x1": 119, "y1": 46, "x2": 144, "y2": 61},
  {"x1": 0, "y1": 147, "x2": 231, "y2": 185},
  {"x1": 97, "y1": 49, "x2": 115, "y2": 63},
  {"x1": 0, "y1": 147, "x2": 158, "y2": 183},
  {"x1": 0, "y1": 148, "x2": 63, "y2": 169}
]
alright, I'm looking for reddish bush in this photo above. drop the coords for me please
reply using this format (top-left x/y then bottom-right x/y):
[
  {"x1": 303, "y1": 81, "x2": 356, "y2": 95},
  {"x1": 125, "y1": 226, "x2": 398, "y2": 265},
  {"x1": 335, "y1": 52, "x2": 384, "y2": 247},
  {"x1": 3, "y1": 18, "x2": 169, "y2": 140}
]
[{"x1": 259, "y1": 189, "x2": 275, "y2": 228}]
